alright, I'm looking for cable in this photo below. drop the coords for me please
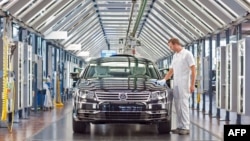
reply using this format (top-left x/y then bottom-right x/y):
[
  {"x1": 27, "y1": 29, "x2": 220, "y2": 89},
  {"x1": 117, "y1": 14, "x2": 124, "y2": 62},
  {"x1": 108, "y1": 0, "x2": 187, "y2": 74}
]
[
  {"x1": 1, "y1": 17, "x2": 15, "y2": 132},
  {"x1": 196, "y1": 47, "x2": 201, "y2": 104},
  {"x1": 56, "y1": 73, "x2": 63, "y2": 107},
  {"x1": 1, "y1": 35, "x2": 9, "y2": 121},
  {"x1": 7, "y1": 81, "x2": 15, "y2": 133}
]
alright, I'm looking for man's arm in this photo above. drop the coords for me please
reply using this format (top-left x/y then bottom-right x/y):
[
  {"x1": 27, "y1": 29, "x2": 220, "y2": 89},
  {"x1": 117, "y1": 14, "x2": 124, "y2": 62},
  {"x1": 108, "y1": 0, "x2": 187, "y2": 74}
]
[
  {"x1": 190, "y1": 65, "x2": 196, "y2": 92},
  {"x1": 164, "y1": 68, "x2": 173, "y2": 80}
]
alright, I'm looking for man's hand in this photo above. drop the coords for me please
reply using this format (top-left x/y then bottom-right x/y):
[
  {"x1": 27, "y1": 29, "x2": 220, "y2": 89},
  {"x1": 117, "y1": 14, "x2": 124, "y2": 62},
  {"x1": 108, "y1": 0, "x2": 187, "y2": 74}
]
[
  {"x1": 156, "y1": 79, "x2": 166, "y2": 86},
  {"x1": 190, "y1": 85, "x2": 195, "y2": 93}
]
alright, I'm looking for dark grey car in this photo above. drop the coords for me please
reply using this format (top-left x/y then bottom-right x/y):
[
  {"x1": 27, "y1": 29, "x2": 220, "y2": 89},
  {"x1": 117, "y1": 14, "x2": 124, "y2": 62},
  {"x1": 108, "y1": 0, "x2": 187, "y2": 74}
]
[{"x1": 72, "y1": 54, "x2": 173, "y2": 134}]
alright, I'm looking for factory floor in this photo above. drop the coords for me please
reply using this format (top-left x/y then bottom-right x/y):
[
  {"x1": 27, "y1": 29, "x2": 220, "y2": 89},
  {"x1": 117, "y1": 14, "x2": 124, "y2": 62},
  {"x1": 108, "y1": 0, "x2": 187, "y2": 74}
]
[{"x1": 0, "y1": 94, "x2": 250, "y2": 141}]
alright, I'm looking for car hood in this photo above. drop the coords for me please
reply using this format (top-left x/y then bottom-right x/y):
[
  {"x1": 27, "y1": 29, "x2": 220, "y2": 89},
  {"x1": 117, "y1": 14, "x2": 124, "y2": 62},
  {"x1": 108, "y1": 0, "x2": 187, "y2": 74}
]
[{"x1": 78, "y1": 78, "x2": 167, "y2": 91}]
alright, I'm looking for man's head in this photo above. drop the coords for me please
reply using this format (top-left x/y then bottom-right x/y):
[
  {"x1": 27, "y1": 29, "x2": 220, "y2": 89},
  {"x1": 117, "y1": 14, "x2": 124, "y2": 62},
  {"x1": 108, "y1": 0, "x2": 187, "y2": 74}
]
[{"x1": 168, "y1": 38, "x2": 182, "y2": 53}]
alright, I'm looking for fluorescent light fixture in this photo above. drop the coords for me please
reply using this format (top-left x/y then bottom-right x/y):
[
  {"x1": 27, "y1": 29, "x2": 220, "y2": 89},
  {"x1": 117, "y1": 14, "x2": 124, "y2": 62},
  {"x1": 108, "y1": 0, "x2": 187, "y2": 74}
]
[
  {"x1": 0, "y1": 0, "x2": 9, "y2": 6},
  {"x1": 65, "y1": 44, "x2": 81, "y2": 50},
  {"x1": 45, "y1": 31, "x2": 67, "y2": 39},
  {"x1": 77, "y1": 51, "x2": 90, "y2": 57},
  {"x1": 85, "y1": 57, "x2": 92, "y2": 62}
]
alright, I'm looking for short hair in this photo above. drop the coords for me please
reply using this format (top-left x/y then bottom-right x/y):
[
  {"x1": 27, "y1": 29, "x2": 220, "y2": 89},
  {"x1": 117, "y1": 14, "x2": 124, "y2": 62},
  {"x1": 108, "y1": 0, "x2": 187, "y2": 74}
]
[{"x1": 168, "y1": 38, "x2": 181, "y2": 45}]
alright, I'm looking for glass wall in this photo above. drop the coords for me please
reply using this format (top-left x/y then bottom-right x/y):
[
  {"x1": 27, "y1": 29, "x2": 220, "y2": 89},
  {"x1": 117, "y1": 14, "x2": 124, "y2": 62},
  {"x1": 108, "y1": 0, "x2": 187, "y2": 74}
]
[
  {"x1": 0, "y1": 17, "x2": 3, "y2": 36},
  {"x1": 12, "y1": 23, "x2": 19, "y2": 41},
  {"x1": 42, "y1": 39, "x2": 47, "y2": 78}
]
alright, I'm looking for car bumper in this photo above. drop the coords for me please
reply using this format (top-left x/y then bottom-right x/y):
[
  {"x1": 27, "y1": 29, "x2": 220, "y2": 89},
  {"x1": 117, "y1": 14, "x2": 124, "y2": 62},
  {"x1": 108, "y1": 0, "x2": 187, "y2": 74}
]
[{"x1": 74, "y1": 101, "x2": 170, "y2": 123}]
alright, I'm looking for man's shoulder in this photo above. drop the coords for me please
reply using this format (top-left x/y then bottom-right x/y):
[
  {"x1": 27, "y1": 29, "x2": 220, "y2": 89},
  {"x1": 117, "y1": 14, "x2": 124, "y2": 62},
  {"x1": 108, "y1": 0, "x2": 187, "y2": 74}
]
[
  {"x1": 183, "y1": 49, "x2": 191, "y2": 53},
  {"x1": 184, "y1": 49, "x2": 193, "y2": 56}
]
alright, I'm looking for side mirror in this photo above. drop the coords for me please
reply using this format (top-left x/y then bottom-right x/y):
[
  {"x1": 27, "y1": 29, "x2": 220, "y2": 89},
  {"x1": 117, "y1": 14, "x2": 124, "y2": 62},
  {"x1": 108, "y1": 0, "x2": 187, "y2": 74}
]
[
  {"x1": 70, "y1": 72, "x2": 80, "y2": 81},
  {"x1": 72, "y1": 81, "x2": 77, "y2": 87}
]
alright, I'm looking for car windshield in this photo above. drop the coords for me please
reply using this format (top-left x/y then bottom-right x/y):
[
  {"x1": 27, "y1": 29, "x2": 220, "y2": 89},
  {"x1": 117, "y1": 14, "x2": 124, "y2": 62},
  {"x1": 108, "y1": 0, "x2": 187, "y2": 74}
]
[{"x1": 84, "y1": 60, "x2": 159, "y2": 79}]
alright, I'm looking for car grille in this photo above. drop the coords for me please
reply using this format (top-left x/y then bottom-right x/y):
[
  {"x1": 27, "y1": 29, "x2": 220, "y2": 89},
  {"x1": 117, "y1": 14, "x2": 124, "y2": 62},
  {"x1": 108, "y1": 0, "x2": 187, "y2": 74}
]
[
  {"x1": 95, "y1": 92, "x2": 150, "y2": 102},
  {"x1": 99, "y1": 104, "x2": 146, "y2": 111},
  {"x1": 103, "y1": 112, "x2": 141, "y2": 119}
]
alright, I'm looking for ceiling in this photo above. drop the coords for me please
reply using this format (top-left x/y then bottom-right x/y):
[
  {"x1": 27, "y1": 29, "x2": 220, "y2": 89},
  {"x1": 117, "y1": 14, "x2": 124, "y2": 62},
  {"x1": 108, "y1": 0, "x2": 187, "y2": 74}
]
[{"x1": 1, "y1": 0, "x2": 250, "y2": 62}]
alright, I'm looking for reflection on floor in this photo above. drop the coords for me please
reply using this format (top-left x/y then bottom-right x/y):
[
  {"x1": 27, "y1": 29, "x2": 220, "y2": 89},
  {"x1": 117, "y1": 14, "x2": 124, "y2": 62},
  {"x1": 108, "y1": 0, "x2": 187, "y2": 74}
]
[
  {"x1": 190, "y1": 92, "x2": 250, "y2": 140},
  {"x1": 1, "y1": 93, "x2": 250, "y2": 141},
  {"x1": 27, "y1": 110, "x2": 220, "y2": 141}
]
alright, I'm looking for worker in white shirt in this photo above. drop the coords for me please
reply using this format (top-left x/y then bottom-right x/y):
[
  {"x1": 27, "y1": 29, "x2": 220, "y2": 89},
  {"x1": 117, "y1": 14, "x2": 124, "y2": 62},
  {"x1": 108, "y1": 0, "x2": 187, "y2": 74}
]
[{"x1": 157, "y1": 38, "x2": 196, "y2": 135}]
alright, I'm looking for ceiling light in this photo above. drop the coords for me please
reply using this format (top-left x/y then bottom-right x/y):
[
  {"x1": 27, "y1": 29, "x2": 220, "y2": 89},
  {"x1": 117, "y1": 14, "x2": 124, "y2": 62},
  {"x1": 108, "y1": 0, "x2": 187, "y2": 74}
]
[
  {"x1": 77, "y1": 51, "x2": 90, "y2": 57},
  {"x1": 65, "y1": 44, "x2": 81, "y2": 50}
]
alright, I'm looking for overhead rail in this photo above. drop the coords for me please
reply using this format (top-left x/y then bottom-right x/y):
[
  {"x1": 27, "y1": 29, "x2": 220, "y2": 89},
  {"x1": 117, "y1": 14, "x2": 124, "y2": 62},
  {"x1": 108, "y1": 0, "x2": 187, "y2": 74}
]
[
  {"x1": 92, "y1": 0, "x2": 110, "y2": 50},
  {"x1": 131, "y1": 0, "x2": 147, "y2": 37},
  {"x1": 125, "y1": 0, "x2": 136, "y2": 46}
]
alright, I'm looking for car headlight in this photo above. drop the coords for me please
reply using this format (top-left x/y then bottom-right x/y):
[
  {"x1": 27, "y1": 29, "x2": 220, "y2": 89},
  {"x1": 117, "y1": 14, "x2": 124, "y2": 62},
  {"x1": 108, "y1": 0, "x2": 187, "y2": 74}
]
[
  {"x1": 78, "y1": 90, "x2": 95, "y2": 99},
  {"x1": 150, "y1": 90, "x2": 168, "y2": 100}
]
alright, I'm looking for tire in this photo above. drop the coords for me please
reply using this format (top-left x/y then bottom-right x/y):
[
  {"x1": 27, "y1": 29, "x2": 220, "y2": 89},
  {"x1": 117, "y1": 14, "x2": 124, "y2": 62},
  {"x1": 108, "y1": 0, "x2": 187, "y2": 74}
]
[
  {"x1": 157, "y1": 89, "x2": 173, "y2": 134},
  {"x1": 72, "y1": 117, "x2": 89, "y2": 133},
  {"x1": 157, "y1": 120, "x2": 171, "y2": 134}
]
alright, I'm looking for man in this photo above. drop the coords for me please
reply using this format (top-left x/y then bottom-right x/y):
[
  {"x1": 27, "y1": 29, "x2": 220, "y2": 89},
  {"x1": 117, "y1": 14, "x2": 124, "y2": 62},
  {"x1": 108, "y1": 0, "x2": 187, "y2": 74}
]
[
  {"x1": 46, "y1": 75, "x2": 51, "y2": 88},
  {"x1": 157, "y1": 38, "x2": 196, "y2": 135}
]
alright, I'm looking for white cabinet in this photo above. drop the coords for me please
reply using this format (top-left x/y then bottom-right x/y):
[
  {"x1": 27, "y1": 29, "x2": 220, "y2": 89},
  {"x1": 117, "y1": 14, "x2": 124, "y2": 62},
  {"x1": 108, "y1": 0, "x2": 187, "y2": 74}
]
[
  {"x1": 216, "y1": 46, "x2": 226, "y2": 109},
  {"x1": 237, "y1": 37, "x2": 250, "y2": 115}
]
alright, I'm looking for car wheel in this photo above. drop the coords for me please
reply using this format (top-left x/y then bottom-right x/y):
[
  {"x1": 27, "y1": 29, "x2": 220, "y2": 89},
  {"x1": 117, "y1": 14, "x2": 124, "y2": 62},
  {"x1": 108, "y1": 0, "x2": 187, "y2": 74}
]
[
  {"x1": 157, "y1": 120, "x2": 171, "y2": 134},
  {"x1": 158, "y1": 105, "x2": 172, "y2": 134},
  {"x1": 72, "y1": 108, "x2": 90, "y2": 133},
  {"x1": 72, "y1": 117, "x2": 89, "y2": 133}
]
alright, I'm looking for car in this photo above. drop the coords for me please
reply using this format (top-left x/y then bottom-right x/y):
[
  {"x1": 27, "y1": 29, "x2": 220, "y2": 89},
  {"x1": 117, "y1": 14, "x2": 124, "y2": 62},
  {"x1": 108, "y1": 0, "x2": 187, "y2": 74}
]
[{"x1": 72, "y1": 54, "x2": 173, "y2": 134}]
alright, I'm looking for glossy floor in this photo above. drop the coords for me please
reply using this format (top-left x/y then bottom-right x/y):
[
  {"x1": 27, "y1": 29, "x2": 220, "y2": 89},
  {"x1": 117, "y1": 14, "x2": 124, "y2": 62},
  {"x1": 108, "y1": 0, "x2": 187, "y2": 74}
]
[
  {"x1": 27, "y1": 114, "x2": 220, "y2": 141},
  {"x1": 2, "y1": 93, "x2": 250, "y2": 141}
]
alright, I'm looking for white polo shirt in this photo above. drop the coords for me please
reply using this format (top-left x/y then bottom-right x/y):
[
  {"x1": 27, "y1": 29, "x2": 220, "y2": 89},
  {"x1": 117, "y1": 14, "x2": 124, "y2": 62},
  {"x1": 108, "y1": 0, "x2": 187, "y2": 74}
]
[{"x1": 170, "y1": 48, "x2": 195, "y2": 86}]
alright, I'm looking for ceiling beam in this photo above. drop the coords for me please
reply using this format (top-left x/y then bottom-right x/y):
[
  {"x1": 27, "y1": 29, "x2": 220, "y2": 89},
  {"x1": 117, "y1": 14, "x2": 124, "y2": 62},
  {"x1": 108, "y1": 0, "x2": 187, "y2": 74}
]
[
  {"x1": 31, "y1": 0, "x2": 74, "y2": 29},
  {"x1": 53, "y1": 1, "x2": 93, "y2": 31},
  {"x1": 61, "y1": 15, "x2": 98, "y2": 45},
  {"x1": 137, "y1": 0, "x2": 155, "y2": 38},
  {"x1": 92, "y1": 0, "x2": 110, "y2": 49},
  {"x1": 21, "y1": 0, "x2": 57, "y2": 23},
  {"x1": 39, "y1": 1, "x2": 83, "y2": 33},
  {"x1": 7, "y1": 0, "x2": 30, "y2": 15}
]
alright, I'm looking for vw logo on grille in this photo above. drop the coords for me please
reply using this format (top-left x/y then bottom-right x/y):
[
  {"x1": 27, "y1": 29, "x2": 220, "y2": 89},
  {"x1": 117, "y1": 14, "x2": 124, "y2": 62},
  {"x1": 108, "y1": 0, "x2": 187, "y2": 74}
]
[{"x1": 119, "y1": 93, "x2": 127, "y2": 101}]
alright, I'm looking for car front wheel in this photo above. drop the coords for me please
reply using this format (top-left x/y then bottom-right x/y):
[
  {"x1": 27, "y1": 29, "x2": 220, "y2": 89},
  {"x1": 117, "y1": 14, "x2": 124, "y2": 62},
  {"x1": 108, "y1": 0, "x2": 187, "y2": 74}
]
[
  {"x1": 157, "y1": 120, "x2": 171, "y2": 134},
  {"x1": 72, "y1": 111, "x2": 89, "y2": 133}
]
